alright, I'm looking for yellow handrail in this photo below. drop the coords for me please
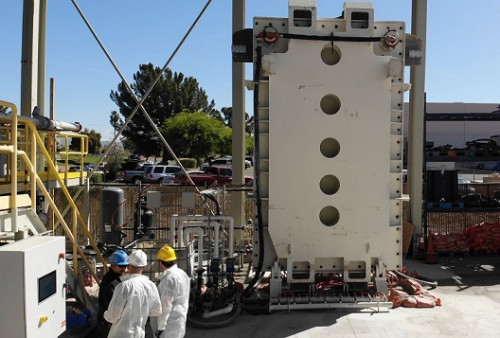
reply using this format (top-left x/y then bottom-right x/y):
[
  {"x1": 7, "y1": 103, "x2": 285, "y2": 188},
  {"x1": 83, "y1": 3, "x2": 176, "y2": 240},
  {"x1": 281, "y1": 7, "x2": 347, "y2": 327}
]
[
  {"x1": 0, "y1": 117, "x2": 89, "y2": 185},
  {"x1": 0, "y1": 100, "x2": 107, "y2": 280},
  {"x1": 0, "y1": 147, "x2": 101, "y2": 282}
]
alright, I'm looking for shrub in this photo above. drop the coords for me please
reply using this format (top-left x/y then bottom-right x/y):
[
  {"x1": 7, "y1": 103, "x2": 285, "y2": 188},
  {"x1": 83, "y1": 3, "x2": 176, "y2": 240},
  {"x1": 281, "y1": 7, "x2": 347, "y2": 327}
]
[
  {"x1": 89, "y1": 173, "x2": 103, "y2": 184},
  {"x1": 179, "y1": 158, "x2": 197, "y2": 169}
]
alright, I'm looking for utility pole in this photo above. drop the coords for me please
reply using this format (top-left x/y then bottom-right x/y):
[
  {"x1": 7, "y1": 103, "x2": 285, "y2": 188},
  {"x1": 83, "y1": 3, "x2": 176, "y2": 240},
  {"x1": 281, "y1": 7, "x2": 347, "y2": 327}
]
[
  {"x1": 21, "y1": 0, "x2": 46, "y2": 117},
  {"x1": 408, "y1": 0, "x2": 427, "y2": 251},
  {"x1": 232, "y1": 0, "x2": 246, "y2": 244}
]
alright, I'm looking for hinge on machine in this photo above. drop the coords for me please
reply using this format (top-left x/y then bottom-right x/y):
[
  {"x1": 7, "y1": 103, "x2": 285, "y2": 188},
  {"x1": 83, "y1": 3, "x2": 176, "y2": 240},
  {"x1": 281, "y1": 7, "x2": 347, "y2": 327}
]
[{"x1": 374, "y1": 259, "x2": 389, "y2": 295}]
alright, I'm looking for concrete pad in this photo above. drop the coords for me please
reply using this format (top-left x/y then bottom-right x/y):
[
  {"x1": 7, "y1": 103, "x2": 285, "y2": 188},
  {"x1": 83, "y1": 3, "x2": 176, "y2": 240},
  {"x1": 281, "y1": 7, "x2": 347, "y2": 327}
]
[
  {"x1": 186, "y1": 256, "x2": 500, "y2": 338},
  {"x1": 60, "y1": 255, "x2": 499, "y2": 337}
]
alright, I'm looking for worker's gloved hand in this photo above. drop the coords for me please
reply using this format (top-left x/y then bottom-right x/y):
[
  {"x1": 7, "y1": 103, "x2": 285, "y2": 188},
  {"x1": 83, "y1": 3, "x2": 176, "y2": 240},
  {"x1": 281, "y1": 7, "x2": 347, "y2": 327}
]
[{"x1": 155, "y1": 330, "x2": 164, "y2": 338}]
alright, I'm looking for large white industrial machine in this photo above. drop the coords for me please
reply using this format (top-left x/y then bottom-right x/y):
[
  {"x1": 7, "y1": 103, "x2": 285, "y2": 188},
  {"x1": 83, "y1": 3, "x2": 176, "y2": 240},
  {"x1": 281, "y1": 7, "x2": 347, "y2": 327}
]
[
  {"x1": 0, "y1": 236, "x2": 67, "y2": 338},
  {"x1": 243, "y1": 0, "x2": 412, "y2": 311}
]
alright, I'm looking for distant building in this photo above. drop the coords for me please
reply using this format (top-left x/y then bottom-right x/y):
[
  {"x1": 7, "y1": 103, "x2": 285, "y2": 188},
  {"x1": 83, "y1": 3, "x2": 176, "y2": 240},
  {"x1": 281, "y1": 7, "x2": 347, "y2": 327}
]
[{"x1": 404, "y1": 102, "x2": 500, "y2": 149}]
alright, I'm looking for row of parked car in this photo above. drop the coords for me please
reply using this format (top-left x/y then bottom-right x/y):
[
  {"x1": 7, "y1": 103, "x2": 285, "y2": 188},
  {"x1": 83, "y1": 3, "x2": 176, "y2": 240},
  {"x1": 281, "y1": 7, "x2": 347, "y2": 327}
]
[
  {"x1": 200, "y1": 156, "x2": 252, "y2": 170},
  {"x1": 123, "y1": 157, "x2": 254, "y2": 186},
  {"x1": 68, "y1": 163, "x2": 105, "y2": 176}
]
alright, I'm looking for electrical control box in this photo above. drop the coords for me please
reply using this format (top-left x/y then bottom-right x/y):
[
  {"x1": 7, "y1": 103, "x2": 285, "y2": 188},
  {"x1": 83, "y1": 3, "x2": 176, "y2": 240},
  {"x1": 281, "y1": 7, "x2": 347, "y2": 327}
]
[{"x1": 0, "y1": 236, "x2": 66, "y2": 338}]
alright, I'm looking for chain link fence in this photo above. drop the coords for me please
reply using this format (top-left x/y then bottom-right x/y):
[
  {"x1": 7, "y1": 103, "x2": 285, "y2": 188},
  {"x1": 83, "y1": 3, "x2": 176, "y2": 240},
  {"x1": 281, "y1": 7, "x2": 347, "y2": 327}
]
[{"x1": 51, "y1": 184, "x2": 255, "y2": 248}]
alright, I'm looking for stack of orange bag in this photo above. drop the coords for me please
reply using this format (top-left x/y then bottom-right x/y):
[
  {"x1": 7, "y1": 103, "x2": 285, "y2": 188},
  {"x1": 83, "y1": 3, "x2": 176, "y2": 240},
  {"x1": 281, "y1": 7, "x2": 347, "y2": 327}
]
[{"x1": 387, "y1": 272, "x2": 442, "y2": 308}]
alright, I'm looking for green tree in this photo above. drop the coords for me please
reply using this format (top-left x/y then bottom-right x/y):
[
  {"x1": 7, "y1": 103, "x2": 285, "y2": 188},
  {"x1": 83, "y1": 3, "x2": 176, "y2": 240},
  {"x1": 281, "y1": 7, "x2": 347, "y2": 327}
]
[
  {"x1": 109, "y1": 110, "x2": 122, "y2": 136},
  {"x1": 162, "y1": 112, "x2": 231, "y2": 162},
  {"x1": 109, "y1": 63, "x2": 215, "y2": 157},
  {"x1": 213, "y1": 107, "x2": 254, "y2": 135},
  {"x1": 103, "y1": 147, "x2": 126, "y2": 181},
  {"x1": 245, "y1": 134, "x2": 254, "y2": 155},
  {"x1": 87, "y1": 129, "x2": 102, "y2": 154},
  {"x1": 70, "y1": 128, "x2": 102, "y2": 154}
]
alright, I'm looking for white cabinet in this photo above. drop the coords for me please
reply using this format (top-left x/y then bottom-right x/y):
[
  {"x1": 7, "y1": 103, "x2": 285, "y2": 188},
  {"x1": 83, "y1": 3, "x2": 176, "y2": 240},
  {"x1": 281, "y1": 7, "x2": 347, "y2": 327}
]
[{"x1": 0, "y1": 236, "x2": 66, "y2": 338}]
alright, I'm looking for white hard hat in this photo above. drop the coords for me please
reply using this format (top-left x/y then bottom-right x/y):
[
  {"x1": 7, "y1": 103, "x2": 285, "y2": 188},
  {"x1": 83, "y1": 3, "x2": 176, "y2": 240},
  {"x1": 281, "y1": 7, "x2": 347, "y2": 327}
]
[{"x1": 128, "y1": 249, "x2": 148, "y2": 267}]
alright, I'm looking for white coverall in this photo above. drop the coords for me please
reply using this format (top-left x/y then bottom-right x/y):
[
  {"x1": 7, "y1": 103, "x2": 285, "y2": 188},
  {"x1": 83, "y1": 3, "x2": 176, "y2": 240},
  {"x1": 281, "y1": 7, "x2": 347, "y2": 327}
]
[
  {"x1": 157, "y1": 264, "x2": 190, "y2": 338},
  {"x1": 104, "y1": 274, "x2": 162, "y2": 338}
]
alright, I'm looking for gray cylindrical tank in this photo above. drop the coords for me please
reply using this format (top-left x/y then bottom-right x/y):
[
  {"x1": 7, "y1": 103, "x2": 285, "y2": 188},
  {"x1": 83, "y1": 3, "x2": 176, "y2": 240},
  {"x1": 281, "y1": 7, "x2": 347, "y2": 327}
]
[
  {"x1": 101, "y1": 187, "x2": 124, "y2": 245},
  {"x1": 143, "y1": 210, "x2": 154, "y2": 237}
]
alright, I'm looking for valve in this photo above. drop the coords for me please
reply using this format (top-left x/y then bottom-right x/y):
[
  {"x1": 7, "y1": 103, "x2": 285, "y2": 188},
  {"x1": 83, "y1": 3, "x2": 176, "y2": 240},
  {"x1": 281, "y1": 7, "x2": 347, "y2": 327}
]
[
  {"x1": 381, "y1": 29, "x2": 400, "y2": 50},
  {"x1": 256, "y1": 25, "x2": 279, "y2": 45}
]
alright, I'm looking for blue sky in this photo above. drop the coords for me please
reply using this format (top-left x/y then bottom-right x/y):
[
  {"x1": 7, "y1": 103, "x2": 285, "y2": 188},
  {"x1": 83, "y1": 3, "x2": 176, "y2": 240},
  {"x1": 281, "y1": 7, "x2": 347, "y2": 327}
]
[{"x1": 2, "y1": 1, "x2": 500, "y2": 141}]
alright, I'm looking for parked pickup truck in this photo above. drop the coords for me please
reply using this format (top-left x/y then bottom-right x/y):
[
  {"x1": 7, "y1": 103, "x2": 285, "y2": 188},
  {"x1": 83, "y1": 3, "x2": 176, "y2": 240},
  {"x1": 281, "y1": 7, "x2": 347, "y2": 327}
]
[
  {"x1": 173, "y1": 166, "x2": 253, "y2": 186},
  {"x1": 123, "y1": 166, "x2": 145, "y2": 184}
]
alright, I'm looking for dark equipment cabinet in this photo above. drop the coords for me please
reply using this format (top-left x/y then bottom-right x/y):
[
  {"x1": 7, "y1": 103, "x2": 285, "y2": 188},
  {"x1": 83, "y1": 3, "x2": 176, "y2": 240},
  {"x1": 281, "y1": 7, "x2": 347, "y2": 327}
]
[{"x1": 426, "y1": 170, "x2": 459, "y2": 202}]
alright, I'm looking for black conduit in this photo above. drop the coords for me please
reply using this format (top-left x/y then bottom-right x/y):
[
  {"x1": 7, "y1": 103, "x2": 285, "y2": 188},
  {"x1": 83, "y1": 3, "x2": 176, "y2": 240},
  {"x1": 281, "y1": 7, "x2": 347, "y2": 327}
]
[
  {"x1": 281, "y1": 32, "x2": 382, "y2": 43},
  {"x1": 243, "y1": 45, "x2": 265, "y2": 297}
]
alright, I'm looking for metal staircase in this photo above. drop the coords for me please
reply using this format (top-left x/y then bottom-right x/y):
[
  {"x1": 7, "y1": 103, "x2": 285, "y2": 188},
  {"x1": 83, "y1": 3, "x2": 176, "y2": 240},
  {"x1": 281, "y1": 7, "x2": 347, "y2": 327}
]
[{"x1": 0, "y1": 99, "x2": 106, "y2": 313}]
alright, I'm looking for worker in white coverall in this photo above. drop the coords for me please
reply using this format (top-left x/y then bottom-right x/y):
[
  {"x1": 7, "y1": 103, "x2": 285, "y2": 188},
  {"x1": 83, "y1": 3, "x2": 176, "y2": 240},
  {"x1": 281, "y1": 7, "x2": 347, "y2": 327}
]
[
  {"x1": 104, "y1": 249, "x2": 162, "y2": 338},
  {"x1": 155, "y1": 245, "x2": 191, "y2": 338}
]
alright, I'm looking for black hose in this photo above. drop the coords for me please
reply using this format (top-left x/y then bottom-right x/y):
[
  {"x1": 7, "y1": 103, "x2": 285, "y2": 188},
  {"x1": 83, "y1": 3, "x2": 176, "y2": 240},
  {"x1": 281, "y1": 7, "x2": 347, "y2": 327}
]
[
  {"x1": 200, "y1": 192, "x2": 221, "y2": 215},
  {"x1": 242, "y1": 45, "x2": 265, "y2": 298},
  {"x1": 187, "y1": 303, "x2": 240, "y2": 329},
  {"x1": 281, "y1": 32, "x2": 382, "y2": 42}
]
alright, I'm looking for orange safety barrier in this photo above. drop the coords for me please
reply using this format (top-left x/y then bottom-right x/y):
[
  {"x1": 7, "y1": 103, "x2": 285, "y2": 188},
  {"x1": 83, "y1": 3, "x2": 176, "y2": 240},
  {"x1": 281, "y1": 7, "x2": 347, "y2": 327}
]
[
  {"x1": 425, "y1": 231, "x2": 438, "y2": 264},
  {"x1": 417, "y1": 233, "x2": 426, "y2": 260}
]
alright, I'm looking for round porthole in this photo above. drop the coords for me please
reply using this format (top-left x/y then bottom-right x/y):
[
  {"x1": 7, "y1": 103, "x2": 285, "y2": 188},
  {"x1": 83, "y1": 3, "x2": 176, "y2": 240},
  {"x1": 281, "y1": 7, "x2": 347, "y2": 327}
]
[
  {"x1": 320, "y1": 138, "x2": 340, "y2": 158},
  {"x1": 319, "y1": 206, "x2": 340, "y2": 226},
  {"x1": 320, "y1": 94, "x2": 341, "y2": 115},
  {"x1": 320, "y1": 175, "x2": 340, "y2": 195},
  {"x1": 321, "y1": 44, "x2": 341, "y2": 65}
]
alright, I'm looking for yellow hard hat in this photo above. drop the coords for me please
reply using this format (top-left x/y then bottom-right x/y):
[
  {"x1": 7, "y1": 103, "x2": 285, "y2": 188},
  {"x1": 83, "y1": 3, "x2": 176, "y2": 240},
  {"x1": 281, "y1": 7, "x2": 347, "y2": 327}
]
[{"x1": 157, "y1": 245, "x2": 177, "y2": 262}]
